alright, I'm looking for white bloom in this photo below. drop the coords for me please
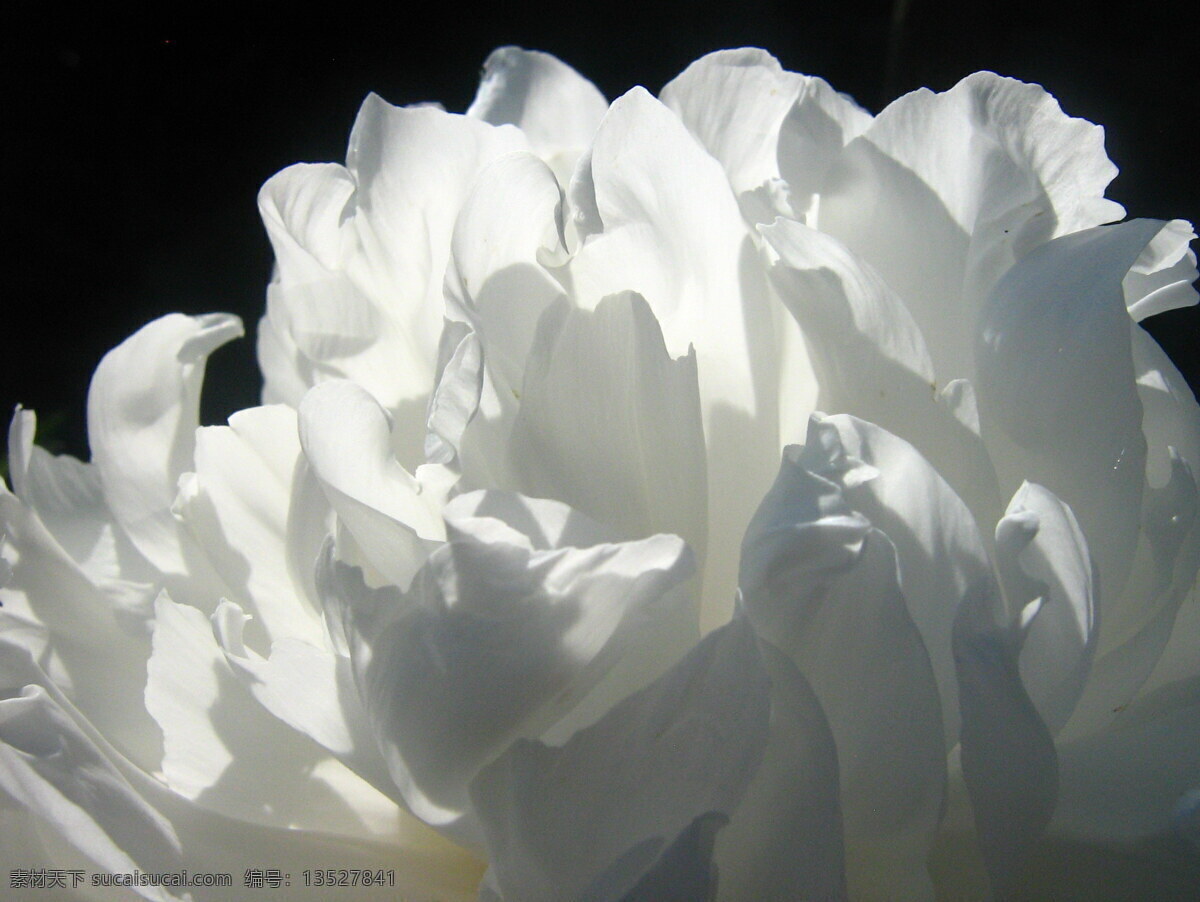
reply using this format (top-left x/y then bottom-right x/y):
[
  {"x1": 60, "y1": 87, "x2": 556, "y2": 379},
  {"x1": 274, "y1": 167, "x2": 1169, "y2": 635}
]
[{"x1": 3, "y1": 47, "x2": 1200, "y2": 900}]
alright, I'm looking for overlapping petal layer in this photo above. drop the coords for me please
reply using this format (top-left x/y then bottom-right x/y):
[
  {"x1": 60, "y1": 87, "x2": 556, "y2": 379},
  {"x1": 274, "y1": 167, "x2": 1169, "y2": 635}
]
[{"x1": 3, "y1": 45, "x2": 1199, "y2": 902}]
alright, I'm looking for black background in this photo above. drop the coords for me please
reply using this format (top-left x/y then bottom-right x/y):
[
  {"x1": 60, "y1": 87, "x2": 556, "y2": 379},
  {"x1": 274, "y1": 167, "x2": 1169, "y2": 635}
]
[{"x1": 4, "y1": 1, "x2": 1198, "y2": 461}]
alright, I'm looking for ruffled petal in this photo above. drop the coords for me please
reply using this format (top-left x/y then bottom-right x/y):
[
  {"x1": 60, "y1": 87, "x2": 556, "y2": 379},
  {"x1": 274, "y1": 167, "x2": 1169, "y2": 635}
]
[
  {"x1": 259, "y1": 101, "x2": 528, "y2": 467},
  {"x1": 1065, "y1": 374, "x2": 1199, "y2": 739},
  {"x1": 467, "y1": 47, "x2": 608, "y2": 186},
  {"x1": 818, "y1": 72, "x2": 1121, "y2": 386},
  {"x1": 762, "y1": 218, "x2": 1000, "y2": 522},
  {"x1": 0, "y1": 488, "x2": 160, "y2": 769},
  {"x1": 713, "y1": 639, "x2": 847, "y2": 900},
  {"x1": 442, "y1": 151, "x2": 567, "y2": 454},
  {"x1": 468, "y1": 616, "x2": 769, "y2": 902},
  {"x1": 499, "y1": 293, "x2": 708, "y2": 575},
  {"x1": 257, "y1": 162, "x2": 421, "y2": 450},
  {"x1": 1110, "y1": 326, "x2": 1200, "y2": 704},
  {"x1": 3, "y1": 634, "x2": 482, "y2": 901},
  {"x1": 567, "y1": 88, "x2": 750, "y2": 371},
  {"x1": 0, "y1": 682, "x2": 183, "y2": 901},
  {"x1": 740, "y1": 418, "x2": 945, "y2": 896},
  {"x1": 568, "y1": 87, "x2": 806, "y2": 626},
  {"x1": 1124, "y1": 219, "x2": 1198, "y2": 321},
  {"x1": 298, "y1": 380, "x2": 445, "y2": 590},
  {"x1": 174, "y1": 405, "x2": 325, "y2": 650},
  {"x1": 977, "y1": 220, "x2": 1159, "y2": 607},
  {"x1": 953, "y1": 493, "x2": 1061, "y2": 895},
  {"x1": 1002, "y1": 483, "x2": 1098, "y2": 735},
  {"x1": 660, "y1": 47, "x2": 869, "y2": 214},
  {"x1": 345, "y1": 96, "x2": 528, "y2": 351},
  {"x1": 582, "y1": 811, "x2": 726, "y2": 902},
  {"x1": 319, "y1": 490, "x2": 695, "y2": 837},
  {"x1": 7, "y1": 408, "x2": 159, "y2": 620},
  {"x1": 144, "y1": 595, "x2": 398, "y2": 839},
  {"x1": 425, "y1": 320, "x2": 484, "y2": 469},
  {"x1": 258, "y1": 162, "x2": 358, "y2": 281},
  {"x1": 86, "y1": 312, "x2": 243, "y2": 599},
  {"x1": 210, "y1": 601, "x2": 398, "y2": 808},
  {"x1": 813, "y1": 414, "x2": 994, "y2": 749}
]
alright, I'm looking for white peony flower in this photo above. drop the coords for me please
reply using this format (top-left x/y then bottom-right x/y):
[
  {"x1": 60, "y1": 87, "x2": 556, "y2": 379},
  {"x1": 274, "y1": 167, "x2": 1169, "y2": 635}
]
[{"x1": 3, "y1": 46, "x2": 1199, "y2": 900}]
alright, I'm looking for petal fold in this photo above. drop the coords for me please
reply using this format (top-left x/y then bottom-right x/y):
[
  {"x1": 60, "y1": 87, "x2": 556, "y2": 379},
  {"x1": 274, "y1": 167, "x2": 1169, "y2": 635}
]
[
  {"x1": 502, "y1": 293, "x2": 708, "y2": 567},
  {"x1": 175, "y1": 404, "x2": 325, "y2": 650},
  {"x1": 568, "y1": 86, "x2": 802, "y2": 625},
  {"x1": 144, "y1": 595, "x2": 397, "y2": 838},
  {"x1": 319, "y1": 490, "x2": 695, "y2": 835},
  {"x1": 952, "y1": 490, "x2": 1064, "y2": 894},
  {"x1": 299, "y1": 380, "x2": 445, "y2": 590},
  {"x1": 740, "y1": 417, "x2": 945, "y2": 895},
  {"x1": 762, "y1": 218, "x2": 1000, "y2": 521},
  {"x1": 819, "y1": 72, "x2": 1122, "y2": 384},
  {"x1": 469, "y1": 616, "x2": 769, "y2": 902},
  {"x1": 87, "y1": 312, "x2": 242, "y2": 594},
  {"x1": 813, "y1": 414, "x2": 994, "y2": 748},
  {"x1": 0, "y1": 636, "x2": 182, "y2": 900},
  {"x1": 977, "y1": 220, "x2": 1157, "y2": 609},
  {"x1": 713, "y1": 639, "x2": 847, "y2": 900},
  {"x1": 467, "y1": 47, "x2": 608, "y2": 184},
  {"x1": 660, "y1": 48, "x2": 869, "y2": 212}
]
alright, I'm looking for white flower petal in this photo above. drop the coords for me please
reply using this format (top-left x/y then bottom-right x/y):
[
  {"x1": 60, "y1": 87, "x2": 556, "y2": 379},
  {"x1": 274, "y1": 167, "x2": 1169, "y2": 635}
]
[
  {"x1": 4, "y1": 632, "x2": 482, "y2": 901},
  {"x1": 0, "y1": 489, "x2": 160, "y2": 770},
  {"x1": 740, "y1": 420, "x2": 945, "y2": 895},
  {"x1": 567, "y1": 88, "x2": 749, "y2": 371},
  {"x1": 7, "y1": 407, "x2": 158, "y2": 622},
  {"x1": 144, "y1": 594, "x2": 400, "y2": 838},
  {"x1": 254, "y1": 306, "x2": 312, "y2": 408},
  {"x1": 299, "y1": 380, "x2": 444, "y2": 590},
  {"x1": 0, "y1": 633, "x2": 181, "y2": 899},
  {"x1": 207, "y1": 601, "x2": 483, "y2": 870},
  {"x1": 953, "y1": 496, "x2": 1061, "y2": 895},
  {"x1": 819, "y1": 73, "x2": 1122, "y2": 385},
  {"x1": 467, "y1": 47, "x2": 608, "y2": 185},
  {"x1": 1002, "y1": 483, "x2": 1099, "y2": 735},
  {"x1": 1053, "y1": 677, "x2": 1200, "y2": 857},
  {"x1": 345, "y1": 96, "x2": 528, "y2": 347},
  {"x1": 816, "y1": 414, "x2": 994, "y2": 749},
  {"x1": 714, "y1": 639, "x2": 846, "y2": 900},
  {"x1": 443, "y1": 151, "x2": 568, "y2": 420},
  {"x1": 258, "y1": 100, "x2": 528, "y2": 467},
  {"x1": 660, "y1": 47, "x2": 869, "y2": 212},
  {"x1": 578, "y1": 811, "x2": 726, "y2": 902},
  {"x1": 568, "y1": 87, "x2": 806, "y2": 627},
  {"x1": 319, "y1": 491, "x2": 695, "y2": 836},
  {"x1": 761, "y1": 218, "x2": 934, "y2": 382},
  {"x1": 1120, "y1": 325, "x2": 1200, "y2": 699},
  {"x1": 211, "y1": 625, "x2": 337, "y2": 762},
  {"x1": 174, "y1": 404, "x2": 325, "y2": 650},
  {"x1": 977, "y1": 219, "x2": 1160, "y2": 607},
  {"x1": 503, "y1": 292, "x2": 708, "y2": 572},
  {"x1": 775, "y1": 77, "x2": 872, "y2": 218},
  {"x1": 1124, "y1": 219, "x2": 1199, "y2": 321},
  {"x1": 762, "y1": 218, "x2": 1000, "y2": 521},
  {"x1": 659, "y1": 47, "x2": 802, "y2": 198},
  {"x1": 0, "y1": 684, "x2": 183, "y2": 902},
  {"x1": 469, "y1": 616, "x2": 769, "y2": 902},
  {"x1": 258, "y1": 161, "x2": 358, "y2": 281},
  {"x1": 86, "y1": 312, "x2": 243, "y2": 594},
  {"x1": 257, "y1": 162, "x2": 431, "y2": 466},
  {"x1": 425, "y1": 320, "x2": 484, "y2": 468},
  {"x1": 1065, "y1": 452, "x2": 1198, "y2": 738}
]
